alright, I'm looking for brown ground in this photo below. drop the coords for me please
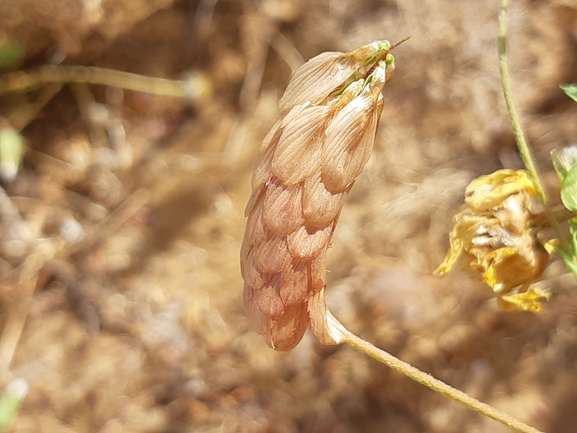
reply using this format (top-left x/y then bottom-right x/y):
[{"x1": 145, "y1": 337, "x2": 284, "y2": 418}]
[{"x1": 1, "y1": 0, "x2": 577, "y2": 432}]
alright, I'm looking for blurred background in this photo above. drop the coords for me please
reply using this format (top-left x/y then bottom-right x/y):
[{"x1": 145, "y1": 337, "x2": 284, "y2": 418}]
[{"x1": 0, "y1": 0, "x2": 576, "y2": 431}]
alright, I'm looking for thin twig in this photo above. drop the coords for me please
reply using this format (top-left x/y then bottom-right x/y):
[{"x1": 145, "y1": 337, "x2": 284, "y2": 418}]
[
  {"x1": 340, "y1": 327, "x2": 543, "y2": 433},
  {"x1": 0, "y1": 65, "x2": 211, "y2": 102},
  {"x1": 9, "y1": 84, "x2": 63, "y2": 131},
  {"x1": 69, "y1": 188, "x2": 150, "y2": 255},
  {"x1": 0, "y1": 186, "x2": 33, "y2": 242},
  {"x1": 0, "y1": 240, "x2": 60, "y2": 381}
]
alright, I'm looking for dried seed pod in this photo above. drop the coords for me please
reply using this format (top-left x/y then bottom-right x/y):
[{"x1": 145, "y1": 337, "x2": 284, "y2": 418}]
[{"x1": 241, "y1": 41, "x2": 396, "y2": 350}]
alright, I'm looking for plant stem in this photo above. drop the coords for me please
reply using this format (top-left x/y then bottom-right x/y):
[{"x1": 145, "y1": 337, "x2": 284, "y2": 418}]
[
  {"x1": 497, "y1": 0, "x2": 568, "y2": 251},
  {"x1": 341, "y1": 328, "x2": 543, "y2": 433},
  {"x1": 531, "y1": 205, "x2": 577, "y2": 228}
]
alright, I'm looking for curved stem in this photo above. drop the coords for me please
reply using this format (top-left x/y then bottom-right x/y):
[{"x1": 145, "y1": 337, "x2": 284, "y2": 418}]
[
  {"x1": 498, "y1": 0, "x2": 568, "y2": 250},
  {"x1": 340, "y1": 327, "x2": 542, "y2": 433}
]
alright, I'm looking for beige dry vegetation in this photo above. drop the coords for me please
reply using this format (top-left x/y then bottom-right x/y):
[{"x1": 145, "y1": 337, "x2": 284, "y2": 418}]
[{"x1": 0, "y1": 0, "x2": 576, "y2": 432}]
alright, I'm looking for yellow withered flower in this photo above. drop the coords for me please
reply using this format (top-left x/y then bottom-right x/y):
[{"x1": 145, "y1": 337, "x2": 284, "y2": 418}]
[
  {"x1": 435, "y1": 169, "x2": 550, "y2": 312},
  {"x1": 240, "y1": 40, "x2": 396, "y2": 350}
]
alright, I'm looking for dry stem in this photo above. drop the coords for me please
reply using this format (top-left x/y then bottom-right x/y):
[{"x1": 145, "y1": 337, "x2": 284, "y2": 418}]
[
  {"x1": 0, "y1": 65, "x2": 210, "y2": 102},
  {"x1": 338, "y1": 324, "x2": 543, "y2": 433}
]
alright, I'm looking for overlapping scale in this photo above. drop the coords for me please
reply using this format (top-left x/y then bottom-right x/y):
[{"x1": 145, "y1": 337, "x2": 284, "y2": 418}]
[
  {"x1": 287, "y1": 223, "x2": 334, "y2": 260},
  {"x1": 255, "y1": 275, "x2": 285, "y2": 319},
  {"x1": 322, "y1": 87, "x2": 384, "y2": 193},
  {"x1": 263, "y1": 178, "x2": 304, "y2": 237},
  {"x1": 279, "y1": 260, "x2": 309, "y2": 306},
  {"x1": 271, "y1": 105, "x2": 328, "y2": 184},
  {"x1": 303, "y1": 174, "x2": 349, "y2": 228},
  {"x1": 254, "y1": 235, "x2": 292, "y2": 274},
  {"x1": 264, "y1": 303, "x2": 309, "y2": 351}
]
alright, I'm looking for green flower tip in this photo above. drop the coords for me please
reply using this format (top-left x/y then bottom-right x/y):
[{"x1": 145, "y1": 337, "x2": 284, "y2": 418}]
[
  {"x1": 0, "y1": 378, "x2": 29, "y2": 429},
  {"x1": 551, "y1": 145, "x2": 577, "y2": 181},
  {"x1": 0, "y1": 125, "x2": 25, "y2": 182},
  {"x1": 560, "y1": 83, "x2": 577, "y2": 102}
]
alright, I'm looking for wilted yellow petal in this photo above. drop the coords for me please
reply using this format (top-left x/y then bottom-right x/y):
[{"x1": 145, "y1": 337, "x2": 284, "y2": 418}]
[
  {"x1": 435, "y1": 168, "x2": 551, "y2": 313},
  {"x1": 434, "y1": 214, "x2": 482, "y2": 275},
  {"x1": 543, "y1": 239, "x2": 558, "y2": 254},
  {"x1": 493, "y1": 194, "x2": 531, "y2": 233},
  {"x1": 465, "y1": 169, "x2": 536, "y2": 212},
  {"x1": 481, "y1": 247, "x2": 518, "y2": 292},
  {"x1": 434, "y1": 234, "x2": 466, "y2": 276},
  {"x1": 497, "y1": 286, "x2": 551, "y2": 313}
]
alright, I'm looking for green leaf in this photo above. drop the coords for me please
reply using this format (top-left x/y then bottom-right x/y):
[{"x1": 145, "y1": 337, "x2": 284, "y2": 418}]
[
  {"x1": 0, "y1": 39, "x2": 23, "y2": 71},
  {"x1": 561, "y1": 164, "x2": 577, "y2": 211},
  {"x1": 0, "y1": 379, "x2": 28, "y2": 430},
  {"x1": 561, "y1": 84, "x2": 577, "y2": 102},
  {"x1": 557, "y1": 242, "x2": 577, "y2": 279},
  {"x1": 555, "y1": 219, "x2": 577, "y2": 281},
  {"x1": 570, "y1": 217, "x2": 577, "y2": 254},
  {"x1": 0, "y1": 126, "x2": 25, "y2": 182}
]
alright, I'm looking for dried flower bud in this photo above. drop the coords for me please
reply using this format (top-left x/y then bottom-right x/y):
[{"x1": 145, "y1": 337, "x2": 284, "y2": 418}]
[
  {"x1": 241, "y1": 41, "x2": 395, "y2": 350},
  {"x1": 434, "y1": 169, "x2": 550, "y2": 312}
]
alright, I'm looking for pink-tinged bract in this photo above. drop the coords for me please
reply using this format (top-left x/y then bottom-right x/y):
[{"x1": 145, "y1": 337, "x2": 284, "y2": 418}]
[{"x1": 241, "y1": 41, "x2": 396, "y2": 350}]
